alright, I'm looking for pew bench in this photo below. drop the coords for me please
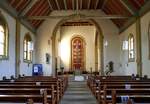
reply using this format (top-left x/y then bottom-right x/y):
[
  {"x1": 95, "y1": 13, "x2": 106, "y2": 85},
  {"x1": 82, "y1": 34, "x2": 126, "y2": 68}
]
[
  {"x1": 0, "y1": 83, "x2": 60, "y2": 103},
  {"x1": 87, "y1": 75, "x2": 150, "y2": 104},
  {"x1": 0, "y1": 87, "x2": 55, "y2": 104},
  {"x1": 0, "y1": 76, "x2": 68, "y2": 104},
  {"x1": 110, "y1": 89, "x2": 150, "y2": 104}
]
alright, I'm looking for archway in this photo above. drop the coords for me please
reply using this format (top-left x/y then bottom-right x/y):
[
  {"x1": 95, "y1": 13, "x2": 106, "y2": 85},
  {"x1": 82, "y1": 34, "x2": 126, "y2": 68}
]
[{"x1": 51, "y1": 15, "x2": 104, "y2": 76}]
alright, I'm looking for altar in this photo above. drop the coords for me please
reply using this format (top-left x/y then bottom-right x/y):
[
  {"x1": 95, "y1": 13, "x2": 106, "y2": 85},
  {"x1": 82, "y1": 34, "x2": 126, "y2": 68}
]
[
  {"x1": 74, "y1": 70, "x2": 85, "y2": 81},
  {"x1": 74, "y1": 75, "x2": 84, "y2": 81}
]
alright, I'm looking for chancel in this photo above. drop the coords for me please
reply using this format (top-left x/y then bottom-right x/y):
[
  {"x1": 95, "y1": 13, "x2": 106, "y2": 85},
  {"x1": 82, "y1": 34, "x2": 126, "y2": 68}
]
[{"x1": 0, "y1": 0, "x2": 150, "y2": 104}]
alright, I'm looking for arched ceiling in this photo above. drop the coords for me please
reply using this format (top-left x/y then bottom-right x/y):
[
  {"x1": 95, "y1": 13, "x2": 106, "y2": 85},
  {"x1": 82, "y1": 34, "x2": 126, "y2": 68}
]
[{"x1": 4, "y1": 0, "x2": 149, "y2": 31}]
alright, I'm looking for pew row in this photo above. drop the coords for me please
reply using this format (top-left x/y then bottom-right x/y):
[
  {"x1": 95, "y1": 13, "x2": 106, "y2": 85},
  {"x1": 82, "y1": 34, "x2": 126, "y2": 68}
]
[
  {"x1": 0, "y1": 76, "x2": 68, "y2": 104},
  {"x1": 87, "y1": 75, "x2": 150, "y2": 104}
]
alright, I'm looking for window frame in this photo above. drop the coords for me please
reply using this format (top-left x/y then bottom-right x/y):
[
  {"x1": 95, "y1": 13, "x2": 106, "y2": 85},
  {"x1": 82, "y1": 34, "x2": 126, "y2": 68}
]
[
  {"x1": 148, "y1": 22, "x2": 150, "y2": 59},
  {"x1": 0, "y1": 12, "x2": 9, "y2": 60},
  {"x1": 128, "y1": 33, "x2": 135, "y2": 62},
  {"x1": 23, "y1": 33, "x2": 33, "y2": 63}
]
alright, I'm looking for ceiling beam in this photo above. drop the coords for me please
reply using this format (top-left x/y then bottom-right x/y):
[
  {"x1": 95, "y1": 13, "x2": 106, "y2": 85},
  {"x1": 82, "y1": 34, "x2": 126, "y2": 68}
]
[
  {"x1": 119, "y1": 0, "x2": 150, "y2": 33},
  {"x1": 76, "y1": 0, "x2": 79, "y2": 11},
  {"x1": 88, "y1": 0, "x2": 91, "y2": 9},
  {"x1": 55, "y1": 0, "x2": 60, "y2": 10},
  {"x1": 0, "y1": 0, "x2": 36, "y2": 33},
  {"x1": 25, "y1": 15, "x2": 130, "y2": 20},
  {"x1": 133, "y1": 0, "x2": 141, "y2": 7},
  {"x1": 47, "y1": 0, "x2": 53, "y2": 10},
  {"x1": 72, "y1": 0, "x2": 75, "y2": 10},
  {"x1": 101, "y1": 0, "x2": 109, "y2": 10},
  {"x1": 43, "y1": 9, "x2": 101, "y2": 12},
  {"x1": 80, "y1": 0, "x2": 82, "y2": 10},
  {"x1": 63, "y1": 0, "x2": 67, "y2": 10},
  {"x1": 119, "y1": 0, "x2": 136, "y2": 15},
  {"x1": 138, "y1": 0, "x2": 150, "y2": 16},
  {"x1": 95, "y1": 0, "x2": 99, "y2": 9},
  {"x1": 20, "y1": 0, "x2": 39, "y2": 16},
  {"x1": 10, "y1": 0, "x2": 15, "y2": 5},
  {"x1": 15, "y1": 1, "x2": 23, "y2": 9},
  {"x1": 145, "y1": 0, "x2": 148, "y2": 2}
]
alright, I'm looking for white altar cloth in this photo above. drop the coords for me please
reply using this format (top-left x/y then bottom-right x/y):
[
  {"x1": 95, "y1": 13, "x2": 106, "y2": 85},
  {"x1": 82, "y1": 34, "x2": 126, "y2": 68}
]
[{"x1": 74, "y1": 75, "x2": 84, "y2": 81}]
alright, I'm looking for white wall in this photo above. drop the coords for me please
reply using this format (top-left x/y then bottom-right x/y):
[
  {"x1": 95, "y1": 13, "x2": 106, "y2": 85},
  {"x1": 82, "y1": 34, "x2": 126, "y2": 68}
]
[
  {"x1": 103, "y1": 28, "x2": 121, "y2": 75},
  {"x1": 0, "y1": 8, "x2": 35, "y2": 79},
  {"x1": 35, "y1": 19, "x2": 60, "y2": 76},
  {"x1": 119, "y1": 23, "x2": 137, "y2": 75},
  {"x1": 119, "y1": 11, "x2": 150, "y2": 77},
  {"x1": 0, "y1": 8, "x2": 16, "y2": 79},
  {"x1": 19, "y1": 25, "x2": 35, "y2": 76},
  {"x1": 60, "y1": 26, "x2": 96, "y2": 72},
  {"x1": 141, "y1": 11, "x2": 150, "y2": 77},
  {"x1": 36, "y1": 10, "x2": 120, "y2": 75}
]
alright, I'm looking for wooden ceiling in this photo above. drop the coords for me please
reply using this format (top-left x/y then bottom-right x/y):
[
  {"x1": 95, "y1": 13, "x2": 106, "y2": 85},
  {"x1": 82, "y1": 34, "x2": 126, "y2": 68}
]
[{"x1": 6, "y1": 0, "x2": 147, "y2": 29}]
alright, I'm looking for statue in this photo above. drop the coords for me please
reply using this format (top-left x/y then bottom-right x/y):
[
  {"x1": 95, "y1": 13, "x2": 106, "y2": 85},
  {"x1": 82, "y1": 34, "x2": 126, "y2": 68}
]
[{"x1": 105, "y1": 61, "x2": 114, "y2": 76}]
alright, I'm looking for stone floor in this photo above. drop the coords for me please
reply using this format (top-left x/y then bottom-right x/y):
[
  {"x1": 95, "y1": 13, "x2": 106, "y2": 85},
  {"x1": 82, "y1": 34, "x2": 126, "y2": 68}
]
[{"x1": 60, "y1": 75, "x2": 97, "y2": 104}]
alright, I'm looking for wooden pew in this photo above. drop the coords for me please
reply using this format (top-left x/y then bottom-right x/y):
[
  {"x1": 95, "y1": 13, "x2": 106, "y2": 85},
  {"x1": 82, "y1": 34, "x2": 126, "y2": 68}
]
[
  {"x1": 0, "y1": 82, "x2": 60, "y2": 103},
  {"x1": 111, "y1": 89, "x2": 150, "y2": 104},
  {"x1": 15, "y1": 76, "x2": 68, "y2": 96},
  {"x1": 9, "y1": 76, "x2": 67, "y2": 100},
  {"x1": 87, "y1": 75, "x2": 150, "y2": 94},
  {"x1": 87, "y1": 75, "x2": 135, "y2": 94},
  {"x1": 87, "y1": 75, "x2": 150, "y2": 89},
  {"x1": 3, "y1": 76, "x2": 68, "y2": 93},
  {"x1": 0, "y1": 86, "x2": 55, "y2": 104},
  {"x1": 87, "y1": 75, "x2": 150, "y2": 104},
  {"x1": 96, "y1": 81, "x2": 150, "y2": 97},
  {"x1": 0, "y1": 76, "x2": 68, "y2": 104},
  {"x1": 100, "y1": 84, "x2": 150, "y2": 104}
]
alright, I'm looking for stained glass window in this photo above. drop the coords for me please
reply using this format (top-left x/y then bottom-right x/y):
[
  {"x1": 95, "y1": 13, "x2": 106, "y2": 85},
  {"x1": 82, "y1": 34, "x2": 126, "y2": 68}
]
[{"x1": 71, "y1": 37, "x2": 85, "y2": 70}]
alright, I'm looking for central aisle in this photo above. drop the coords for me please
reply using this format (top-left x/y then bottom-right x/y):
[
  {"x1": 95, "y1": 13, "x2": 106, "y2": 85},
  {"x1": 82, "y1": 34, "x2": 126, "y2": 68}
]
[{"x1": 60, "y1": 76, "x2": 97, "y2": 104}]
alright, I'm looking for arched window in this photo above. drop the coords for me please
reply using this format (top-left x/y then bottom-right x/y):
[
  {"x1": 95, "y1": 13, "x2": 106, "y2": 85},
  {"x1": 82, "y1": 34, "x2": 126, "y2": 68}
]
[
  {"x1": 23, "y1": 34, "x2": 33, "y2": 62},
  {"x1": 0, "y1": 13, "x2": 8, "y2": 59},
  {"x1": 148, "y1": 22, "x2": 150, "y2": 59},
  {"x1": 71, "y1": 36, "x2": 85, "y2": 71},
  {"x1": 128, "y1": 34, "x2": 135, "y2": 62}
]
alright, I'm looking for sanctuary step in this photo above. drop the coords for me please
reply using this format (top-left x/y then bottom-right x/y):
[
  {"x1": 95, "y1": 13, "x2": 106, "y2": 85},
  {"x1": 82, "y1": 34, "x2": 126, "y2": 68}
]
[{"x1": 60, "y1": 76, "x2": 97, "y2": 104}]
